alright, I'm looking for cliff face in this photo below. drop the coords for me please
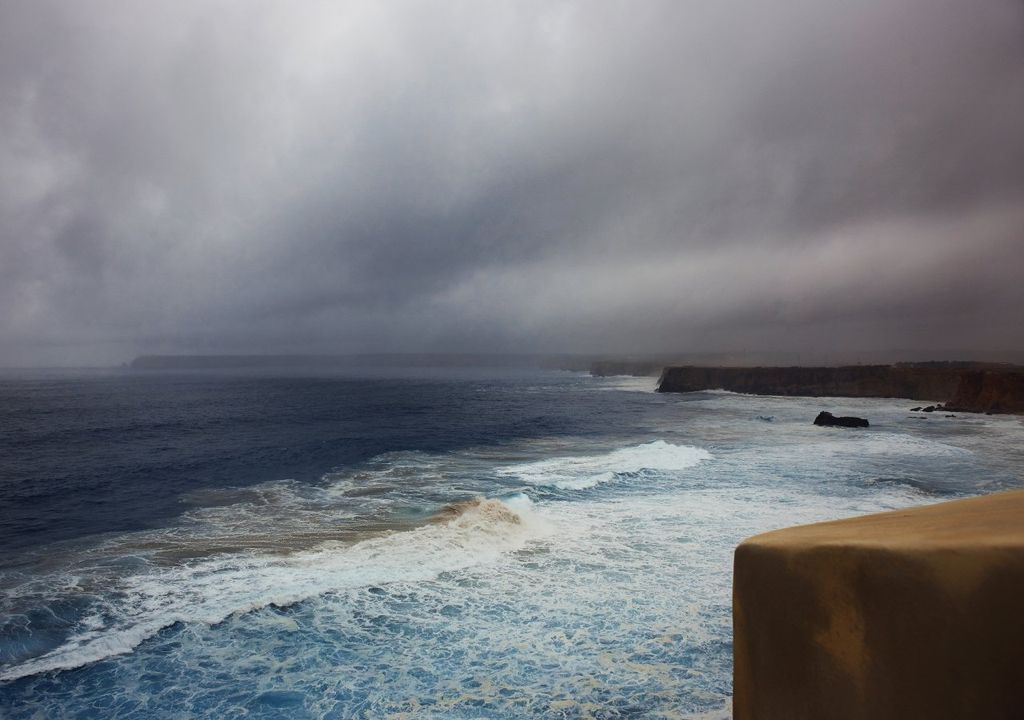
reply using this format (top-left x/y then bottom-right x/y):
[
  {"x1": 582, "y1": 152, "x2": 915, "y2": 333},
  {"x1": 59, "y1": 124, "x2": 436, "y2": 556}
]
[
  {"x1": 656, "y1": 365, "x2": 962, "y2": 402},
  {"x1": 945, "y1": 371, "x2": 1024, "y2": 414},
  {"x1": 656, "y1": 364, "x2": 1024, "y2": 413}
]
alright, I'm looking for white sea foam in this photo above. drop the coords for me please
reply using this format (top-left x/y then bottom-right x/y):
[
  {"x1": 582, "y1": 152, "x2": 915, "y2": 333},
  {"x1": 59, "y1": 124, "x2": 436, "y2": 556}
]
[
  {"x1": 787, "y1": 432, "x2": 974, "y2": 462},
  {"x1": 270, "y1": 477, "x2": 931, "y2": 717},
  {"x1": 594, "y1": 376, "x2": 660, "y2": 393},
  {"x1": 495, "y1": 440, "x2": 713, "y2": 489},
  {"x1": 0, "y1": 436, "x2": 971, "y2": 717},
  {"x1": 0, "y1": 495, "x2": 547, "y2": 682}
]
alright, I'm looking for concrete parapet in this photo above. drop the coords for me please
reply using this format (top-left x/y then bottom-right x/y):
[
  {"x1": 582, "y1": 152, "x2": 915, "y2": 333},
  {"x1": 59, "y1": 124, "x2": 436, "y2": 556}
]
[{"x1": 733, "y1": 491, "x2": 1024, "y2": 719}]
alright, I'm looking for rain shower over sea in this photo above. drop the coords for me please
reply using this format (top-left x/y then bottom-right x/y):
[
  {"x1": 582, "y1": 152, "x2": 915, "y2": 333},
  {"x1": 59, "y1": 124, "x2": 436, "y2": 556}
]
[{"x1": 2, "y1": 366, "x2": 1022, "y2": 718}]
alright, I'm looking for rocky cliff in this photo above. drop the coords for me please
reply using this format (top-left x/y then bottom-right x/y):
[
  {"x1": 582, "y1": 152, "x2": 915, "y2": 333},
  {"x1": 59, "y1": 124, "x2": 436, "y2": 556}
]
[
  {"x1": 656, "y1": 364, "x2": 1024, "y2": 413},
  {"x1": 945, "y1": 370, "x2": 1024, "y2": 414},
  {"x1": 656, "y1": 365, "x2": 962, "y2": 401}
]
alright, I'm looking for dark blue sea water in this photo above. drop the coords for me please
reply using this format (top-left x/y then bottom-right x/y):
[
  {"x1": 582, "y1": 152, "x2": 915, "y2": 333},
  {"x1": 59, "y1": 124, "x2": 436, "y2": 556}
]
[{"x1": 1, "y1": 367, "x2": 1022, "y2": 718}]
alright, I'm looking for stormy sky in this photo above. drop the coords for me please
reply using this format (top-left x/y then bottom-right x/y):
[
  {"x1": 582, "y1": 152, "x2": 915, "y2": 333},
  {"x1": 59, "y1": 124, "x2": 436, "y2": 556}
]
[{"x1": 2, "y1": 0, "x2": 1023, "y2": 366}]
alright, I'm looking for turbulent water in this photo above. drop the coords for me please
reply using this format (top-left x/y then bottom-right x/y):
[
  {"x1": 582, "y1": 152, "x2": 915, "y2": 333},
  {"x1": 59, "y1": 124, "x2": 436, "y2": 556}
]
[{"x1": 1, "y1": 367, "x2": 1022, "y2": 718}]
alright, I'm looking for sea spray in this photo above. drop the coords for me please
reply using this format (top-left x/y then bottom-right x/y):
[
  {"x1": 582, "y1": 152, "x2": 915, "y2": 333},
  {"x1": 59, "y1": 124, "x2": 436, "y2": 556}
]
[{"x1": 496, "y1": 440, "x2": 713, "y2": 490}]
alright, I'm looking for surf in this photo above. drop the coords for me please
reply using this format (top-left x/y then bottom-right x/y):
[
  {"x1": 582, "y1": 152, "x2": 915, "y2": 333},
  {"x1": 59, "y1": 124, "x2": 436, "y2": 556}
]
[
  {"x1": 0, "y1": 494, "x2": 545, "y2": 682},
  {"x1": 495, "y1": 440, "x2": 713, "y2": 489}
]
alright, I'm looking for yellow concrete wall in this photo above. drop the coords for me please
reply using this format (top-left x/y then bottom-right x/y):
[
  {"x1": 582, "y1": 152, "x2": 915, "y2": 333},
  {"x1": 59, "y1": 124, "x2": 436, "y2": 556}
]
[{"x1": 733, "y1": 490, "x2": 1024, "y2": 720}]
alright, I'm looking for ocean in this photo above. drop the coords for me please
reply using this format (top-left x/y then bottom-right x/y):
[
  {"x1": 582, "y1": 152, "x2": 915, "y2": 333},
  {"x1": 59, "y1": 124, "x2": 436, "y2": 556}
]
[{"x1": 1, "y1": 366, "x2": 1022, "y2": 718}]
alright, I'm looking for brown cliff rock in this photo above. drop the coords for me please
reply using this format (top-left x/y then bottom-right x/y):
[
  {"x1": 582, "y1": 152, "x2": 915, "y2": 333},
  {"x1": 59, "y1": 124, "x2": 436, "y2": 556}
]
[
  {"x1": 656, "y1": 364, "x2": 1024, "y2": 414},
  {"x1": 656, "y1": 365, "x2": 961, "y2": 401},
  {"x1": 944, "y1": 371, "x2": 1024, "y2": 414}
]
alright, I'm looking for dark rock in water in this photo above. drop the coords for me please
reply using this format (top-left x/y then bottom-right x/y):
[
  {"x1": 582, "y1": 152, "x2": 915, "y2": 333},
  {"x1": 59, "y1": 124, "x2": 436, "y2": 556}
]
[
  {"x1": 814, "y1": 411, "x2": 869, "y2": 428},
  {"x1": 922, "y1": 405, "x2": 937, "y2": 413},
  {"x1": 756, "y1": 415, "x2": 775, "y2": 422},
  {"x1": 910, "y1": 407, "x2": 922, "y2": 412},
  {"x1": 945, "y1": 414, "x2": 957, "y2": 418}
]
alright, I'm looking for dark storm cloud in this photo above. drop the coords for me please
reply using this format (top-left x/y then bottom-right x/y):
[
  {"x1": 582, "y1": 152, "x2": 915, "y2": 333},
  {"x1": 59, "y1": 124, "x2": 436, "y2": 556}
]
[{"x1": 1, "y1": 0, "x2": 1023, "y2": 365}]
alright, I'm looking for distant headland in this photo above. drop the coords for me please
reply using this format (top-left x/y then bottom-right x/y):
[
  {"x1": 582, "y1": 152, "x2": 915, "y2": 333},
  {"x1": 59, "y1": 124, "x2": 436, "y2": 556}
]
[{"x1": 654, "y1": 362, "x2": 1024, "y2": 414}]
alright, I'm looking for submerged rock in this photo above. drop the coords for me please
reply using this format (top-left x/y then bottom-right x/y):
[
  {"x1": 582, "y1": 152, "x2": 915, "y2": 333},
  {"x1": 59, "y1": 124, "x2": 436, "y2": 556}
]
[
  {"x1": 253, "y1": 690, "x2": 305, "y2": 708},
  {"x1": 813, "y1": 411, "x2": 869, "y2": 428}
]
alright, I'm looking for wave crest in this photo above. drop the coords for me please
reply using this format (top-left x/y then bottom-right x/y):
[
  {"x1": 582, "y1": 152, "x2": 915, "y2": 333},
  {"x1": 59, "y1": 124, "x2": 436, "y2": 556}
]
[
  {"x1": 0, "y1": 496, "x2": 544, "y2": 683},
  {"x1": 432, "y1": 496, "x2": 523, "y2": 526},
  {"x1": 496, "y1": 440, "x2": 712, "y2": 490}
]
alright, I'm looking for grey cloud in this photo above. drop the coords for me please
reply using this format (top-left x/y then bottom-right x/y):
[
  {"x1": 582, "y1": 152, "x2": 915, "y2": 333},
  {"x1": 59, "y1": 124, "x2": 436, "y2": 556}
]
[{"x1": 1, "y1": 0, "x2": 1023, "y2": 365}]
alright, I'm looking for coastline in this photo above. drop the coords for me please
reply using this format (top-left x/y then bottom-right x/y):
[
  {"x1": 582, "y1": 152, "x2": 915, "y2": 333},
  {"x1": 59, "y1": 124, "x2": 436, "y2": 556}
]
[{"x1": 655, "y1": 364, "x2": 1024, "y2": 414}]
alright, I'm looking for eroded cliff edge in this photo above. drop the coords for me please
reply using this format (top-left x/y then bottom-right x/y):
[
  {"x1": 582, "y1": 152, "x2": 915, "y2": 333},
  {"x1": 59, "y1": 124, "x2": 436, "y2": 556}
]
[
  {"x1": 944, "y1": 370, "x2": 1024, "y2": 414},
  {"x1": 655, "y1": 364, "x2": 1024, "y2": 413},
  {"x1": 733, "y1": 490, "x2": 1024, "y2": 720}
]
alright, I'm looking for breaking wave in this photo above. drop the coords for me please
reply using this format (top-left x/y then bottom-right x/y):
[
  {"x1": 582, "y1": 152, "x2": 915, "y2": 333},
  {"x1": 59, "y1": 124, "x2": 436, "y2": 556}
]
[
  {"x1": 0, "y1": 494, "x2": 543, "y2": 682},
  {"x1": 495, "y1": 440, "x2": 712, "y2": 489}
]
